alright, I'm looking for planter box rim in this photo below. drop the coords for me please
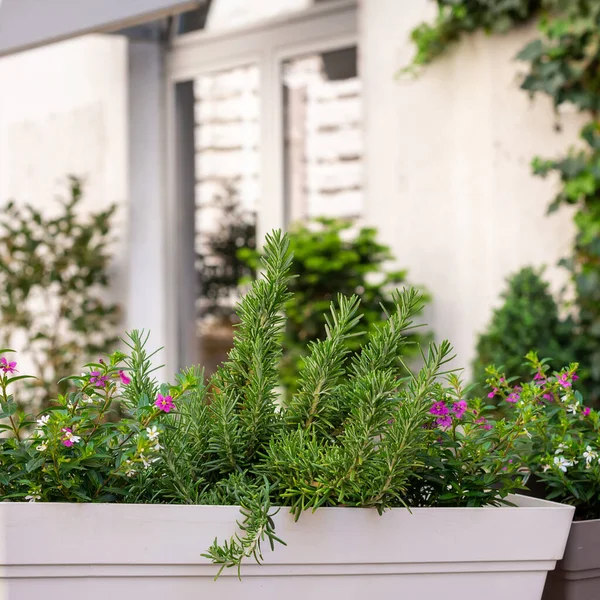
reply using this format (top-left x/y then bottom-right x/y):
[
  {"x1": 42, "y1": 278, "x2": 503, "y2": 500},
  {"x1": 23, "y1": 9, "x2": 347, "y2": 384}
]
[{"x1": 0, "y1": 493, "x2": 573, "y2": 511}]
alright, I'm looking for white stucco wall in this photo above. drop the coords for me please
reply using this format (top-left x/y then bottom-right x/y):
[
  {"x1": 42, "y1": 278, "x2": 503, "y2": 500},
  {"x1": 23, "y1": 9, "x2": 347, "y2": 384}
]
[
  {"x1": 0, "y1": 34, "x2": 128, "y2": 362},
  {"x1": 361, "y1": 0, "x2": 584, "y2": 373}
]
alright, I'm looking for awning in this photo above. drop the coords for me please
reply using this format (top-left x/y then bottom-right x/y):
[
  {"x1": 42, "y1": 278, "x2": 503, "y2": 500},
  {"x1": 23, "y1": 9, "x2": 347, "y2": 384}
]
[{"x1": 0, "y1": 0, "x2": 201, "y2": 57}]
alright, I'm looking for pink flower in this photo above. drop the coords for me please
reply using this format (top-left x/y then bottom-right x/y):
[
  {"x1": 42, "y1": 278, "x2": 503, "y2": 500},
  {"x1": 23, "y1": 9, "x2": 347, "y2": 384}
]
[
  {"x1": 0, "y1": 357, "x2": 17, "y2": 374},
  {"x1": 506, "y1": 392, "x2": 520, "y2": 403},
  {"x1": 89, "y1": 370, "x2": 109, "y2": 388},
  {"x1": 61, "y1": 427, "x2": 81, "y2": 447},
  {"x1": 430, "y1": 401, "x2": 449, "y2": 416},
  {"x1": 542, "y1": 393, "x2": 554, "y2": 402},
  {"x1": 452, "y1": 400, "x2": 468, "y2": 419},
  {"x1": 118, "y1": 370, "x2": 131, "y2": 385},
  {"x1": 475, "y1": 417, "x2": 492, "y2": 431},
  {"x1": 436, "y1": 415, "x2": 453, "y2": 428},
  {"x1": 155, "y1": 393, "x2": 175, "y2": 413},
  {"x1": 557, "y1": 373, "x2": 572, "y2": 388},
  {"x1": 583, "y1": 407, "x2": 591, "y2": 417},
  {"x1": 572, "y1": 374, "x2": 579, "y2": 381},
  {"x1": 487, "y1": 387, "x2": 498, "y2": 399}
]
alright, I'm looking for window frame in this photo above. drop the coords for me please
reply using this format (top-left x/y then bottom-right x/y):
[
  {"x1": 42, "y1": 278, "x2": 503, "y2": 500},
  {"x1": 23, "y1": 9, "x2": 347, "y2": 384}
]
[{"x1": 164, "y1": 0, "x2": 358, "y2": 368}]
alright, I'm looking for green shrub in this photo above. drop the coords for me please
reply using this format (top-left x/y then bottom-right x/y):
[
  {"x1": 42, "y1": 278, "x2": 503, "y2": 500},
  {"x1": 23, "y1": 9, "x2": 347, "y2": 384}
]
[
  {"x1": 0, "y1": 177, "x2": 120, "y2": 408},
  {"x1": 471, "y1": 267, "x2": 576, "y2": 397}
]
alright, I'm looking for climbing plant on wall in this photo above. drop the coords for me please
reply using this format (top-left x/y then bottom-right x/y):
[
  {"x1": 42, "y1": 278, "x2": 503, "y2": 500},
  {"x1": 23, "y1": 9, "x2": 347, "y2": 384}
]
[{"x1": 408, "y1": 0, "x2": 600, "y2": 402}]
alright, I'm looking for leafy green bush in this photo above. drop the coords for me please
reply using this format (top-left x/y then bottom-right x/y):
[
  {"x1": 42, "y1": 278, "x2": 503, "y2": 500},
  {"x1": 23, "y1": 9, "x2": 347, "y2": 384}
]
[
  {"x1": 471, "y1": 267, "x2": 576, "y2": 397},
  {"x1": 0, "y1": 177, "x2": 120, "y2": 408},
  {"x1": 241, "y1": 218, "x2": 429, "y2": 391},
  {"x1": 1, "y1": 231, "x2": 526, "y2": 578}
]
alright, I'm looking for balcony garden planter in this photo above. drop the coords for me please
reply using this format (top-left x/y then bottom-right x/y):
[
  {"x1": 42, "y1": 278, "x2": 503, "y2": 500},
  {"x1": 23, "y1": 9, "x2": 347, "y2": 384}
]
[
  {"x1": 0, "y1": 495, "x2": 574, "y2": 600},
  {"x1": 542, "y1": 519, "x2": 600, "y2": 600}
]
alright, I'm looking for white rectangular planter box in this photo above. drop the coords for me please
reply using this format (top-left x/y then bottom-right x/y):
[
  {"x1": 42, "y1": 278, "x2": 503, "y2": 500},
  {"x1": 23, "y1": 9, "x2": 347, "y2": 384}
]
[{"x1": 0, "y1": 494, "x2": 574, "y2": 600}]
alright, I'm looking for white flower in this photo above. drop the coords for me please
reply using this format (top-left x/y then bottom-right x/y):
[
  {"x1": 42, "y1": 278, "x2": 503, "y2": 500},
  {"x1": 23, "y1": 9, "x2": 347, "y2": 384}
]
[
  {"x1": 567, "y1": 403, "x2": 580, "y2": 415},
  {"x1": 36, "y1": 442, "x2": 47, "y2": 452},
  {"x1": 555, "y1": 443, "x2": 568, "y2": 455},
  {"x1": 124, "y1": 460, "x2": 136, "y2": 478},
  {"x1": 153, "y1": 442, "x2": 162, "y2": 451},
  {"x1": 584, "y1": 446, "x2": 598, "y2": 466},
  {"x1": 523, "y1": 428, "x2": 532, "y2": 439},
  {"x1": 25, "y1": 487, "x2": 41, "y2": 502},
  {"x1": 554, "y1": 455, "x2": 574, "y2": 472},
  {"x1": 36, "y1": 415, "x2": 50, "y2": 428},
  {"x1": 62, "y1": 430, "x2": 81, "y2": 445},
  {"x1": 542, "y1": 464, "x2": 551, "y2": 472},
  {"x1": 146, "y1": 426, "x2": 160, "y2": 443},
  {"x1": 140, "y1": 454, "x2": 158, "y2": 469}
]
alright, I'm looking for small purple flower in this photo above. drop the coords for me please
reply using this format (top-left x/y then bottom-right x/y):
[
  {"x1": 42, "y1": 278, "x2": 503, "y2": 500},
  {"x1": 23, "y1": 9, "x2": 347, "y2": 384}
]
[
  {"x1": 436, "y1": 415, "x2": 452, "y2": 428},
  {"x1": 475, "y1": 417, "x2": 492, "y2": 431},
  {"x1": 583, "y1": 407, "x2": 591, "y2": 417},
  {"x1": 542, "y1": 393, "x2": 554, "y2": 402},
  {"x1": 452, "y1": 400, "x2": 467, "y2": 419},
  {"x1": 118, "y1": 370, "x2": 131, "y2": 385},
  {"x1": 506, "y1": 392, "x2": 520, "y2": 403},
  {"x1": 0, "y1": 357, "x2": 17, "y2": 375},
  {"x1": 487, "y1": 387, "x2": 498, "y2": 399},
  {"x1": 430, "y1": 401, "x2": 449, "y2": 416},
  {"x1": 155, "y1": 393, "x2": 175, "y2": 413},
  {"x1": 89, "y1": 370, "x2": 109, "y2": 388},
  {"x1": 557, "y1": 373, "x2": 572, "y2": 388},
  {"x1": 61, "y1": 427, "x2": 81, "y2": 447}
]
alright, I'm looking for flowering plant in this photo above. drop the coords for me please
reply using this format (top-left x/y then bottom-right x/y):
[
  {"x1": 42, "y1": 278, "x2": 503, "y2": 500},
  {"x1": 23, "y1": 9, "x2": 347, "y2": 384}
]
[
  {"x1": 0, "y1": 231, "x2": 529, "y2": 578},
  {"x1": 0, "y1": 331, "x2": 203, "y2": 503},
  {"x1": 485, "y1": 351, "x2": 600, "y2": 520}
]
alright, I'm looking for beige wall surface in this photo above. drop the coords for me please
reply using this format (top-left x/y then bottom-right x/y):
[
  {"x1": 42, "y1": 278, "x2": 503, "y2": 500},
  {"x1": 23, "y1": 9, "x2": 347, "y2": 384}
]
[{"x1": 361, "y1": 0, "x2": 584, "y2": 374}]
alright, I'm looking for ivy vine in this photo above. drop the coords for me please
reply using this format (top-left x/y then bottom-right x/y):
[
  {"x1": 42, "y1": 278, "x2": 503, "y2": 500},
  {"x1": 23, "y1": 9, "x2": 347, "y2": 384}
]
[{"x1": 408, "y1": 0, "x2": 600, "y2": 401}]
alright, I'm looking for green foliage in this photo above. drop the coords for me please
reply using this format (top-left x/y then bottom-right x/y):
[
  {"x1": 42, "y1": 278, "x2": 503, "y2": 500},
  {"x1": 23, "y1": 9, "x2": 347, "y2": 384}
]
[
  {"x1": 516, "y1": 1, "x2": 600, "y2": 113},
  {"x1": 471, "y1": 267, "x2": 576, "y2": 397},
  {"x1": 1, "y1": 230, "x2": 526, "y2": 578},
  {"x1": 533, "y1": 123, "x2": 600, "y2": 402},
  {"x1": 406, "y1": 0, "x2": 539, "y2": 71},
  {"x1": 0, "y1": 331, "x2": 182, "y2": 502},
  {"x1": 407, "y1": 0, "x2": 600, "y2": 405},
  {"x1": 241, "y1": 218, "x2": 428, "y2": 391},
  {"x1": 195, "y1": 184, "x2": 256, "y2": 324},
  {"x1": 0, "y1": 176, "x2": 120, "y2": 408},
  {"x1": 490, "y1": 352, "x2": 600, "y2": 520}
]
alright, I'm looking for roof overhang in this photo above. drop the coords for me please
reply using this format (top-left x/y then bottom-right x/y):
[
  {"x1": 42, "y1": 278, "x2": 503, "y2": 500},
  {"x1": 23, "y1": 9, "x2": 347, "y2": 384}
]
[{"x1": 0, "y1": 0, "x2": 202, "y2": 57}]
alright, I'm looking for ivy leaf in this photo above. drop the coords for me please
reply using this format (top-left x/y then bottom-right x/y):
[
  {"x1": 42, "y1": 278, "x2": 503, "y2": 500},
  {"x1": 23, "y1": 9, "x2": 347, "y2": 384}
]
[{"x1": 516, "y1": 39, "x2": 543, "y2": 62}]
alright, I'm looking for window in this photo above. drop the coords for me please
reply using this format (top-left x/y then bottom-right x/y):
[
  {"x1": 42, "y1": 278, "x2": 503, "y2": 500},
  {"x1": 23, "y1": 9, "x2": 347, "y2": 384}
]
[
  {"x1": 283, "y1": 46, "x2": 362, "y2": 223},
  {"x1": 166, "y1": 0, "x2": 358, "y2": 368}
]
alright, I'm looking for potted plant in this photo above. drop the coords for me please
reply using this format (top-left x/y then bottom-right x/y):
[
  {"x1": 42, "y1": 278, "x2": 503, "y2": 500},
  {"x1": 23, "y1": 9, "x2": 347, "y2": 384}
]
[
  {"x1": 0, "y1": 232, "x2": 574, "y2": 600},
  {"x1": 486, "y1": 353, "x2": 600, "y2": 600}
]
